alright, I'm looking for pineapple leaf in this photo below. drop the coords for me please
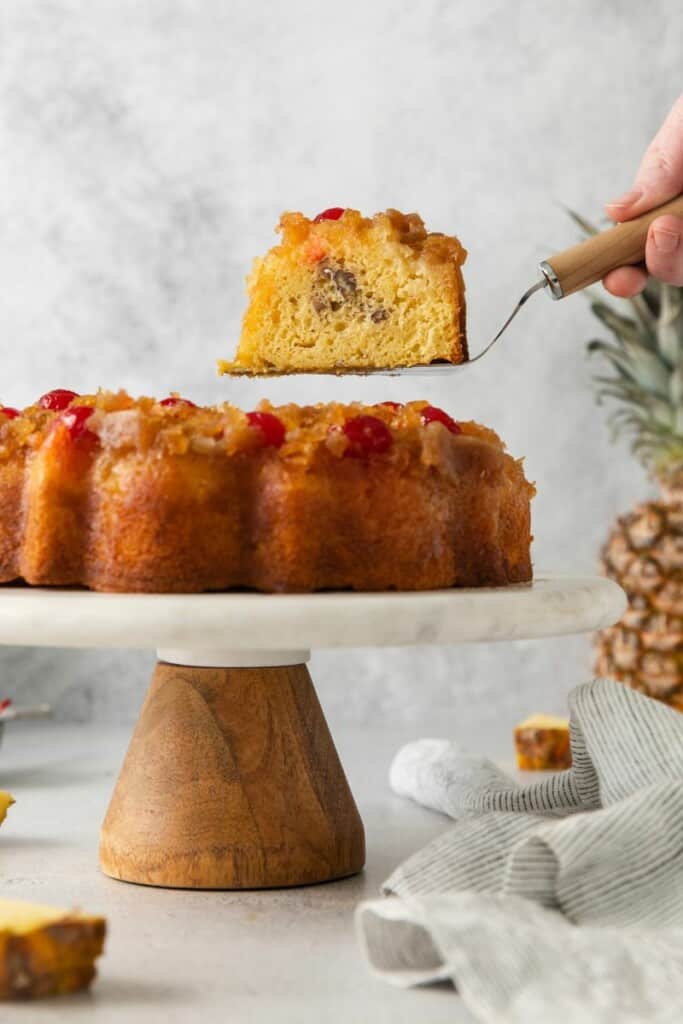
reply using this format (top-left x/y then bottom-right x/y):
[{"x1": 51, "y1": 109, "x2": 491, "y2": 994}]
[
  {"x1": 590, "y1": 301, "x2": 657, "y2": 353},
  {"x1": 588, "y1": 339, "x2": 670, "y2": 397},
  {"x1": 588, "y1": 340, "x2": 634, "y2": 372},
  {"x1": 564, "y1": 207, "x2": 600, "y2": 237},
  {"x1": 590, "y1": 301, "x2": 639, "y2": 337},
  {"x1": 628, "y1": 292, "x2": 658, "y2": 341},
  {"x1": 639, "y1": 277, "x2": 662, "y2": 319},
  {"x1": 570, "y1": 207, "x2": 683, "y2": 480},
  {"x1": 620, "y1": 345, "x2": 671, "y2": 397},
  {"x1": 670, "y1": 367, "x2": 683, "y2": 408},
  {"x1": 658, "y1": 284, "x2": 683, "y2": 366}
]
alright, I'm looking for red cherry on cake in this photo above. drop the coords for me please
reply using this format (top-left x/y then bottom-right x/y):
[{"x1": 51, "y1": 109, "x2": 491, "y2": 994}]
[
  {"x1": 342, "y1": 415, "x2": 393, "y2": 457},
  {"x1": 160, "y1": 396, "x2": 197, "y2": 408},
  {"x1": 39, "y1": 389, "x2": 79, "y2": 411},
  {"x1": 421, "y1": 405, "x2": 462, "y2": 435},
  {"x1": 61, "y1": 405, "x2": 97, "y2": 444},
  {"x1": 313, "y1": 207, "x2": 345, "y2": 223},
  {"x1": 246, "y1": 411, "x2": 286, "y2": 448},
  {"x1": 0, "y1": 407, "x2": 20, "y2": 419}
]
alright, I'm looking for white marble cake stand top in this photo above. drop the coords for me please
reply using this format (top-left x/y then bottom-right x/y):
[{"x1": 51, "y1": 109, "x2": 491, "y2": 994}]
[{"x1": 0, "y1": 574, "x2": 625, "y2": 663}]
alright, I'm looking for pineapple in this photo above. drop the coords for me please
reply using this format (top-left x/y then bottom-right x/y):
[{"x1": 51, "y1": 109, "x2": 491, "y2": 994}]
[{"x1": 572, "y1": 211, "x2": 683, "y2": 710}]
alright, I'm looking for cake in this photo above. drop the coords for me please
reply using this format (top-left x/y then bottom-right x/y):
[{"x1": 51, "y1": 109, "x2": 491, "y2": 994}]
[
  {"x1": 0, "y1": 898, "x2": 106, "y2": 999},
  {"x1": 514, "y1": 714, "x2": 572, "y2": 771},
  {"x1": 0, "y1": 390, "x2": 533, "y2": 593},
  {"x1": 218, "y1": 208, "x2": 468, "y2": 374},
  {"x1": 0, "y1": 791, "x2": 13, "y2": 826}
]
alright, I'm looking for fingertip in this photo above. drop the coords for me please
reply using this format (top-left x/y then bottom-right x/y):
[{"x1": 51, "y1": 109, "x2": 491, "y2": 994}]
[
  {"x1": 645, "y1": 215, "x2": 683, "y2": 286},
  {"x1": 605, "y1": 188, "x2": 645, "y2": 223},
  {"x1": 602, "y1": 266, "x2": 648, "y2": 298}
]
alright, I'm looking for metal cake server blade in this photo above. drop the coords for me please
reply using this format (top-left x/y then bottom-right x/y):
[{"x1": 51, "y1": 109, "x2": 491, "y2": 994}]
[{"x1": 222, "y1": 194, "x2": 683, "y2": 377}]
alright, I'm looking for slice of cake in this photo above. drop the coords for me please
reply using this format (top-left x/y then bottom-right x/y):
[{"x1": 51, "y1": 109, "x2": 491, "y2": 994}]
[
  {"x1": 514, "y1": 714, "x2": 572, "y2": 771},
  {"x1": 219, "y1": 208, "x2": 468, "y2": 374},
  {"x1": 0, "y1": 899, "x2": 106, "y2": 999}
]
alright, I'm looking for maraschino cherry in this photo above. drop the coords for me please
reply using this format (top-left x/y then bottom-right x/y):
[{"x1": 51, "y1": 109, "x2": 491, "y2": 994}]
[
  {"x1": 0, "y1": 407, "x2": 20, "y2": 419},
  {"x1": 61, "y1": 406, "x2": 97, "y2": 444},
  {"x1": 421, "y1": 405, "x2": 462, "y2": 435},
  {"x1": 313, "y1": 207, "x2": 345, "y2": 223},
  {"x1": 160, "y1": 396, "x2": 197, "y2": 408},
  {"x1": 39, "y1": 389, "x2": 79, "y2": 411},
  {"x1": 246, "y1": 411, "x2": 286, "y2": 448},
  {"x1": 342, "y1": 415, "x2": 393, "y2": 458}
]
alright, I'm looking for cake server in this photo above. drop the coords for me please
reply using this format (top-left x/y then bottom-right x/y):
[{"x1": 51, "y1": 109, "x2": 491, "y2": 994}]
[
  {"x1": 224, "y1": 194, "x2": 683, "y2": 376},
  {"x1": 447, "y1": 192, "x2": 683, "y2": 374}
]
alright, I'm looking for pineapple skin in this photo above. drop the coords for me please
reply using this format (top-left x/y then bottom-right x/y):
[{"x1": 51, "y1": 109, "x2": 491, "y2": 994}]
[{"x1": 596, "y1": 496, "x2": 683, "y2": 710}]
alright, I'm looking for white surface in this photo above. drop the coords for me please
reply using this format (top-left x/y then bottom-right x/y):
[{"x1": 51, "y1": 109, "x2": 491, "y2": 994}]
[
  {"x1": 0, "y1": 720, "x2": 480, "y2": 1023},
  {"x1": 0, "y1": 575, "x2": 625, "y2": 652}
]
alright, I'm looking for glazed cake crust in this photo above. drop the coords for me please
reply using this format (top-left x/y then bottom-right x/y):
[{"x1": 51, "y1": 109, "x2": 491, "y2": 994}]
[{"x1": 0, "y1": 393, "x2": 533, "y2": 593}]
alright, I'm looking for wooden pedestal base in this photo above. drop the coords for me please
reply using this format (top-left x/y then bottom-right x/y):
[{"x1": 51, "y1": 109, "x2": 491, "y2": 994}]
[{"x1": 99, "y1": 661, "x2": 365, "y2": 889}]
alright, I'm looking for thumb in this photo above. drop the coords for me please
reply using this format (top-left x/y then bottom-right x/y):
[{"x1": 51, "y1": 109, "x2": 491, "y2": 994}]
[{"x1": 606, "y1": 94, "x2": 683, "y2": 222}]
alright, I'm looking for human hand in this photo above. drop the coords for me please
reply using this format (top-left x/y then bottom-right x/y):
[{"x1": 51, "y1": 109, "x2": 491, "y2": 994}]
[{"x1": 603, "y1": 94, "x2": 683, "y2": 297}]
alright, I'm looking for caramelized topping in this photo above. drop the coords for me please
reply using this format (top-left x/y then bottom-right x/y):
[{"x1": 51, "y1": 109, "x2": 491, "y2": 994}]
[
  {"x1": 313, "y1": 207, "x2": 345, "y2": 223},
  {"x1": 245, "y1": 411, "x2": 286, "y2": 448},
  {"x1": 39, "y1": 389, "x2": 79, "y2": 411},
  {"x1": 0, "y1": 393, "x2": 503, "y2": 467},
  {"x1": 421, "y1": 405, "x2": 462, "y2": 435},
  {"x1": 342, "y1": 415, "x2": 393, "y2": 458},
  {"x1": 160, "y1": 397, "x2": 197, "y2": 409},
  {"x1": 61, "y1": 406, "x2": 98, "y2": 444}
]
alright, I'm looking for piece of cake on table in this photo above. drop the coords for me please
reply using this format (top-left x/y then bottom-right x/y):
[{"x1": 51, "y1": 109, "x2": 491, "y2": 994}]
[
  {"x1": 0, "y1": 898, "x2": 106, "y2": 999},
  {"x1": 0, "y1": 390, "x2": 533, "y2": 593},
  {"x1": 219, "y1": 207, "x2": 468, "y2": 374},
  {"x1": 514, "y1": 714, "x2": 572, "y2": 771}
]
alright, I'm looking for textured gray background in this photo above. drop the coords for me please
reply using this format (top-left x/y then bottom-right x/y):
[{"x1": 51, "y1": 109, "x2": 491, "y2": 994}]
[{"x1": 0, "y1": 1, "x2": 680, "y2": 747}]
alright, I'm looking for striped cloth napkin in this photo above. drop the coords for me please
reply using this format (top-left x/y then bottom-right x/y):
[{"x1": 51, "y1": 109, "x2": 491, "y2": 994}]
[{"x1": 356, "y1": 678, "x2": 683, "y2": 1023}]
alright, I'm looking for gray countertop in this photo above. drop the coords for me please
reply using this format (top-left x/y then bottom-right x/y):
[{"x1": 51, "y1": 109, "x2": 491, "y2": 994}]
[{"x1": 0, "y1": 720, "x2": 482, "y2": 1022}]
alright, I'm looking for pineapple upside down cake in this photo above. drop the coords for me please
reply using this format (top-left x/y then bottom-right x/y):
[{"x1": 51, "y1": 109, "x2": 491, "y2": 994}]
[{"x1": 0, "y1": 389, "x2": 534, "y2": 593}]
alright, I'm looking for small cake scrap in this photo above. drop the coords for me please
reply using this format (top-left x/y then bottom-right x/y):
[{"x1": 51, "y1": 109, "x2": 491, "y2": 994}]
[
  {"x1": 0, "y1": 899, "x2": 106, "y2": 999},
  {"x1": 0, "y1": 791, "x2": 14, "y2": 826},
  {"x1": 514, "y1": 714, "x2": 571, "y2": 771},
  {"x1": 219, "y1": 208, "x2": 468, "y2": 373}
]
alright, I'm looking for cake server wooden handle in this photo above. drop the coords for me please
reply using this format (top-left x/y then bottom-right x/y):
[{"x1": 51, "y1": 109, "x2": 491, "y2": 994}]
[{"x1": 540, "y1": 194, "x2": 683, "y2": 298}]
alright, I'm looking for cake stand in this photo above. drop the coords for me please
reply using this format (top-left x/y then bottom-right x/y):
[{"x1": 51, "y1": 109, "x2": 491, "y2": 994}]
[{"x1": 0, "y1": 574, "x2": 625, "y2": 890}]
